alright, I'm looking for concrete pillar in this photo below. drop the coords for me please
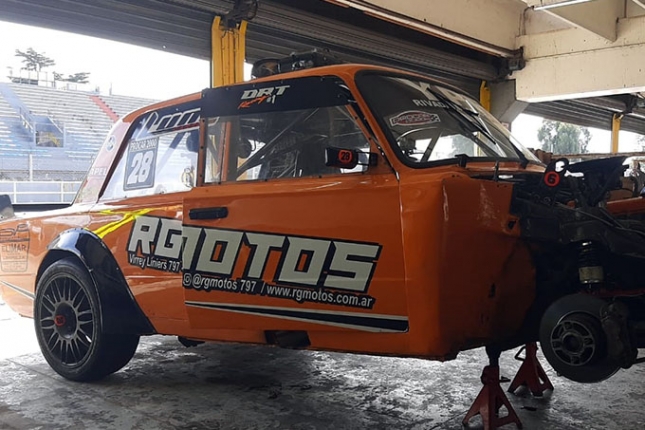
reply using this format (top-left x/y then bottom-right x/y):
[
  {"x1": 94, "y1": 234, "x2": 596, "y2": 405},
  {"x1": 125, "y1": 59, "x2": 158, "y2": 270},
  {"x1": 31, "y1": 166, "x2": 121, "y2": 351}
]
[{"x1": 490, "y1": 80, "x2": 528, "y2": 125}]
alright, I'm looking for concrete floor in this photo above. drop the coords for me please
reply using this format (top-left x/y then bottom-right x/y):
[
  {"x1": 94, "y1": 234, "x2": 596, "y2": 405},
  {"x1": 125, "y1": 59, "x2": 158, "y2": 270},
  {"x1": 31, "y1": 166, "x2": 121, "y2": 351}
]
[{"x1": 1, "y1": 299, "x2": 644, "y2": 430}]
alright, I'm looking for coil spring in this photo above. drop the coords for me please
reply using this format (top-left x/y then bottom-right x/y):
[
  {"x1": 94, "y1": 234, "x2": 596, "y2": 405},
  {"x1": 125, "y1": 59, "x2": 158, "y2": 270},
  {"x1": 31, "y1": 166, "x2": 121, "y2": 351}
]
[{"x1": 578, "y1": 242, "x2": 604, "y2": 285}]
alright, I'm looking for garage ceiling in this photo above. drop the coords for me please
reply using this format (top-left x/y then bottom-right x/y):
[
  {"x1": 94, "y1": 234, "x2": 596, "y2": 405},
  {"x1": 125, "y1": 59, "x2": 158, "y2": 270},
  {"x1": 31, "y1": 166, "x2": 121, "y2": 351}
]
[
  {"x1": 526, "y1": 97, "x2": 645, "y2": 134},
  {"x1": 0, "y1": 0, "x2": 643, "y2": 134},
  {"x1": 0, "y1": 0, "x2": 503, "y2": 97}
]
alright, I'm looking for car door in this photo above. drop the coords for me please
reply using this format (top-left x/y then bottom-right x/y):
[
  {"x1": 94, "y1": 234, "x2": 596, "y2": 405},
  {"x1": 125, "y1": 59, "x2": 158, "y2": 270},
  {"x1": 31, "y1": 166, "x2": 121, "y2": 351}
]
[{"x1": 181, "y1": 77, "x2": 408, "y2": 335}]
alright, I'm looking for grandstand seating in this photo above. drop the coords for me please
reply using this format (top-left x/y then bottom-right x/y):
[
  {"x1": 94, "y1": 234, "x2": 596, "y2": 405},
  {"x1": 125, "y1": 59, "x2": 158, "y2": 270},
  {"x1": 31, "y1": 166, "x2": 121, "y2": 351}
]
[
  {"x1": 9, "y1": 83, "x2": 113, "y2": 155},
  {"x1": 100, "y1": 94, "x2": 156, "y2": 118},
  {"x1": 0, "y1": 94, "x2": 33, "y2": 176},
  {"x1": 0, "y1": 82, "x2": 158, "y2": 182},
  {"x1": 0, "y1": 96, "x2": 20, "y2": 150}
]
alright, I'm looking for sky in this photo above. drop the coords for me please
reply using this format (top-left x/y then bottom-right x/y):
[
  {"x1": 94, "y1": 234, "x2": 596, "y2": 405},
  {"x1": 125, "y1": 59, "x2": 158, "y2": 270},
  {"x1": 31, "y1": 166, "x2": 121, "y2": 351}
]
[
  {"x1": 0, "y1": 19, "x2": 641, "y2": 152},
  {"x1": 0, "y1": 20, "x2": 210, "y2": 100}
]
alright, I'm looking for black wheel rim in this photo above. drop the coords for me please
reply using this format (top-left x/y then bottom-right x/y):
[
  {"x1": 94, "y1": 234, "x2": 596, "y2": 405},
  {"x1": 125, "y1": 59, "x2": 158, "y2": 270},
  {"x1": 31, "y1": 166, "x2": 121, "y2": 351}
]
[
  {"x1": 38, "y1": 276, "x2": 94, "y2": 366},
  {"x1": 550, "y1": 316, "x2": 598, "y2": 367}
]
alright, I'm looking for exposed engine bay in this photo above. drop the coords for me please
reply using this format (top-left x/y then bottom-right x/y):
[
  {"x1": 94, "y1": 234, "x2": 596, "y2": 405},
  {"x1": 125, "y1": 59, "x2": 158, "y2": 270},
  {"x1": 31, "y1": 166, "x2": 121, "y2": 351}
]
[{"x1": 508, "y1": 156, "x2": 645, "y2": 383}]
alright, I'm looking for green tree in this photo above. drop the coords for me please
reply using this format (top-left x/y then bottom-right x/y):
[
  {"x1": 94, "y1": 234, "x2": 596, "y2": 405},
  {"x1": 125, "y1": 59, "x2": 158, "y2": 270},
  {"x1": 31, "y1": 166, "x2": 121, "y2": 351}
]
[
  {"x1": 638, "y1": 134, "x2": 645, "y2": 151},
  {"x1": 537, "y1": 119, "x2": 591, "y2": 154},
  {"x1": 66, "y1": 72, "x2": 90, "y2": 83},
  {"x1": 451, "y1": 134, "x2": 474, "y2": 154},
  {"x1": 15, "y1": 48, "x2": 55, "y2": 72},
  {"x1": 13, "y1": 48, "x2": 90, "y2": 84},
  {"x1": 54, "y1": 72, "x2": 91, "y2": 83}
]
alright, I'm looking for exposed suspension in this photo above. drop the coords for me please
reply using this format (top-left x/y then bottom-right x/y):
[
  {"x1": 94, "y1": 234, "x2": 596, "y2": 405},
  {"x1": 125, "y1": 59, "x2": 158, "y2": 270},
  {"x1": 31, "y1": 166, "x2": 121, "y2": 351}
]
[{"x1": 578, "y1": 241, "x2": 604, "y2": 286}]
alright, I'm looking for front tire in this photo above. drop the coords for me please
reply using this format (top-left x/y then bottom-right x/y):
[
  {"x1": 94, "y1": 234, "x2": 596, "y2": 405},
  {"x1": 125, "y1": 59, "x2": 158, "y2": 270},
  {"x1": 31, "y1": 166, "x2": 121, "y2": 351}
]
[
  {"x1": 539, "y1": 294, "x2": 619, "y2": 383},
  {"x1": 34, "y1": 257, "x2": 139, "y2": 381}
]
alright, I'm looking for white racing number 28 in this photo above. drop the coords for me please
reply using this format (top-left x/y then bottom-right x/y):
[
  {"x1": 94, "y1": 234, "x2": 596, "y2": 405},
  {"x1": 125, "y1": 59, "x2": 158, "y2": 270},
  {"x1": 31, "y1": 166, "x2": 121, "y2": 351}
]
[
  {"x1": 124, "y1": 137, "x2": 158, "y2": 190},
  {"x1": 126, "y1": 150, "x2": 154, "y2": 186}
]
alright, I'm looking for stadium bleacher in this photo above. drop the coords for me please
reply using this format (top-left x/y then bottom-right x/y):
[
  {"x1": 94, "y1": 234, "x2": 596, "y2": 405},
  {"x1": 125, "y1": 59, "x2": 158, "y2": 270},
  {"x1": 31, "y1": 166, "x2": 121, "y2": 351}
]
[
  {"x1": 10, "y1": 83, "x2": 114, "y2": 155},
  {"x1": 0, "y1": 93, "x2": 32, "y2": 176},
  {"x1": 0, "y1": 96, "x2": 23, "y2": 147},
  {"x1": 100, "y1": 94, "x2": 156, "y2": 118},
  {"x1": 0, "y1": 82, "x2": 157, "y2": 182}
]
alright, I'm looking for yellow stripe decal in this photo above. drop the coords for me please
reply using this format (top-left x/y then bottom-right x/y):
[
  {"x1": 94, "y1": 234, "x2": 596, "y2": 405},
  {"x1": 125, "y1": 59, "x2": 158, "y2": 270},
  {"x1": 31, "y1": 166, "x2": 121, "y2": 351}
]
[{"x1": 93, "y1": 208, "x2": 154, "y2": 239}]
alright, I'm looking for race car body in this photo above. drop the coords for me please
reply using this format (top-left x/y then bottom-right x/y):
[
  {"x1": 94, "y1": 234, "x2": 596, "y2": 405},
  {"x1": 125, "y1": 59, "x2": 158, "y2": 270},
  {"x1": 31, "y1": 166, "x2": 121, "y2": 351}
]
[{"x1": 2, "y1": 61, "x2": 645, "y2": 390}]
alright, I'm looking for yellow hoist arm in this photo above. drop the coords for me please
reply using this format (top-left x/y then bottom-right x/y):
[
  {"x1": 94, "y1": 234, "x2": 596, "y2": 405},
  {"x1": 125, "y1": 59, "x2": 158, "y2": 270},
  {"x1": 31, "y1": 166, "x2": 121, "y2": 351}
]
[
  {"x1": 611, "y1": 113, "x2": 623, "y2": 154},
  {"x1": 211, "y1": 1, "x2": 256, "y2": 87},
  {"x1": 479, "y1": 81, "x2": 491, "y2": 112}
]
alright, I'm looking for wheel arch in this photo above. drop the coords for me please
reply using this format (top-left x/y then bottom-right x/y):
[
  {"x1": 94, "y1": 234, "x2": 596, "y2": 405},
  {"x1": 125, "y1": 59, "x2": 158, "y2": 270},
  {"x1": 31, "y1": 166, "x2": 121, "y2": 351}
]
[{"x1": 37, "y1": 228, "x2": 155, "y2": 335}]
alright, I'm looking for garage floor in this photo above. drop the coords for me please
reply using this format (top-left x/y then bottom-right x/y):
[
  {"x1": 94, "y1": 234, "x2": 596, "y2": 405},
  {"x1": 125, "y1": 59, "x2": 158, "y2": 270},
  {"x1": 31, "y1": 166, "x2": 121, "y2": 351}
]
[{"x1": 1, "y1": 300, "x2": 644, "y2": 430}]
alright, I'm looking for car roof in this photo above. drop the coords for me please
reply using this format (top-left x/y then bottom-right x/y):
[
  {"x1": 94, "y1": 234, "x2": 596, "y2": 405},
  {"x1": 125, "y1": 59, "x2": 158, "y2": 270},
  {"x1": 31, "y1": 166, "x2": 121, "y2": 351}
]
[{"x1": 121, "y1": 63, "x2": 471, "y2": 124}]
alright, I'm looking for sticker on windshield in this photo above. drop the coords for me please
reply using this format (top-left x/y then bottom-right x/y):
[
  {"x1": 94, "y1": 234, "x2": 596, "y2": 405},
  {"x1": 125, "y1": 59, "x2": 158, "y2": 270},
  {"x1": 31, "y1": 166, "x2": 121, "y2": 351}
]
[
  {"x1": 124, "y1": 137, "x2": 158, "y2": 190},
  {"x1": 238, "y1": 85, "x2": 291, "y2": 109},
  {"x1": 389, "y1": 111, "x2": 440, "y2": 127},
  {"x1": 412, "y1": 99, "x2": 448, "y2": 108}
]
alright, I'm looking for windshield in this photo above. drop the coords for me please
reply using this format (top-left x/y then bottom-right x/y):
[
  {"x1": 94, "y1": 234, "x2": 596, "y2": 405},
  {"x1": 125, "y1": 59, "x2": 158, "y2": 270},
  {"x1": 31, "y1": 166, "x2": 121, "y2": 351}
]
[{"x1": 356, "y1": 73, "x2": 540, "y2": 167}]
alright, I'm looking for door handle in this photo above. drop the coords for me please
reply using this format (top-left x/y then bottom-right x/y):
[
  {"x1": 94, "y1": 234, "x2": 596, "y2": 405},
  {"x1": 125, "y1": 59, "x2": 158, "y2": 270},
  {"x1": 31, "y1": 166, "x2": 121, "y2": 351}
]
[{"x1": 189, "y1": 207, "x2": 228, "y2": 220}]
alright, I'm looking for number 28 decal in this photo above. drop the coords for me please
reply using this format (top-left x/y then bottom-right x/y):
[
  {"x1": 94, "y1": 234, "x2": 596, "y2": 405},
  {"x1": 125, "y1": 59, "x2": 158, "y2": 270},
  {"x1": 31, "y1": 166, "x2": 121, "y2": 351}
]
[{"x1": 124, "y1": 138, "x2": 158, "y2": 190}]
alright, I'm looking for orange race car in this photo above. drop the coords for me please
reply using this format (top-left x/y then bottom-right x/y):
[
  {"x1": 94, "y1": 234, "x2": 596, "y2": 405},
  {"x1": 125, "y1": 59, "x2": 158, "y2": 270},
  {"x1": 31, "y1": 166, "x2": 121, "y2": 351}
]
[{"x1": 2, "y1": 53, "x2": 645, "y2": 428}]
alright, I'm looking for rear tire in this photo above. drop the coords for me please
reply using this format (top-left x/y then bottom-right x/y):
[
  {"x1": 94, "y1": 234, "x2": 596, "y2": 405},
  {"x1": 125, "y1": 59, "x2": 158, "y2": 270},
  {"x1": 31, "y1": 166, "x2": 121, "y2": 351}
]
[{"x1": 34, "y1": 257, "x2": 139, "y2": 381}]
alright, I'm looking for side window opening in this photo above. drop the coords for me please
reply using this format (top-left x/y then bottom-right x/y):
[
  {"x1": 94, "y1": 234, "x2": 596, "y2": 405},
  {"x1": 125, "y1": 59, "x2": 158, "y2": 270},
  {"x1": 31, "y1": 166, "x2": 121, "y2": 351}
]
[
  {"x1": 153, "y1": 130, "x2": 198, "y2": 194},
  {"x1": 205, "y1": 118, "x2": 225, "y2": 184},
  {"x1": 204, "y1": 105, "x2": 371, "y2": 184},
  {"x1": 100, "y1": 102, "x2": 200, "y2": 201}
]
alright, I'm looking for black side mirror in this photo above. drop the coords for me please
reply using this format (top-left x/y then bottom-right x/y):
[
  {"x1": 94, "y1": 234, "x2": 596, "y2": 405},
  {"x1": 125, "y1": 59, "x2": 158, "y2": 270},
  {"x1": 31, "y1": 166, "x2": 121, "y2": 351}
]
[
  {"x1": 0, "y1": 195, "x2": 14, "y2": 220},
  {"x1": 325, "y1": 147, "x2": 377, "y2": 169}
]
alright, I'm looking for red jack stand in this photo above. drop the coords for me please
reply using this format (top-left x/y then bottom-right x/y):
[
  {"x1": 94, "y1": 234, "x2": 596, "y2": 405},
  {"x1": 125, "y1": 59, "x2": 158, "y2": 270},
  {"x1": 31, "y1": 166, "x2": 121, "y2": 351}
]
[
  {"x1": 463, "y1": 348, "x2": 523, "y2": 430},
  {"x1": 508, "y1": 342, "x2": 554, "y2": 397}
]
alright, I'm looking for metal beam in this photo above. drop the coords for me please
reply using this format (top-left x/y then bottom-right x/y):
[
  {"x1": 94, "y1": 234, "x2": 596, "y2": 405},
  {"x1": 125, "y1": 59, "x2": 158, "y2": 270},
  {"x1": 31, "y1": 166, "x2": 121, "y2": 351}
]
[
  {"x1": 525, "y1": 0, "x2": 595, "y2": 10},
  {"x1": 536, "y1": 0, "x2": 622, "y2": 41},
  {"x1": 325, "y1": 0, "x2": 523, "y2": 56},
  {"x1": 558, "y1": 150, "x2": 645, "y2": 159},
  {"x1": 632, "y1": 0, "x2": 645, "y2": 10},
  {"x1": 525, "y1": 100, "x2": 645, "y2": 135}
]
